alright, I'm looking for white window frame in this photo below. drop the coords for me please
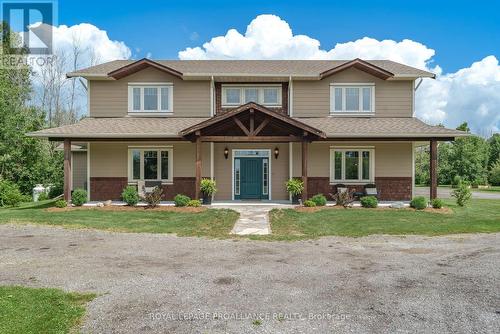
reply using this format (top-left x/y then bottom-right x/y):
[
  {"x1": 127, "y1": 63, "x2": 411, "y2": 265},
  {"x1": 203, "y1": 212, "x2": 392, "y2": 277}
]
[
  {"x1": 128, "y1": 83, "x2": 173, "y2": 114},
  {"x1": 330, "y1": 83, "x2": 375, "y2": 115},
  {"x1": 127, "y1": 146, "x2": 173, "y2": 183},
  {"x1": 222, "y1": 84, "x2": 282, "y2": 107},
  {"x1": 329, "y1": 147, "x2": 375, "y2": 184}
]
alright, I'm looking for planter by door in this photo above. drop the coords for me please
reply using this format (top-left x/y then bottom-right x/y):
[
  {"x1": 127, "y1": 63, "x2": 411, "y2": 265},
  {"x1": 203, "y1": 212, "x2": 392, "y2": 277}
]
[
  {"x1": 291, "y1": 194, "x2": 301, "y2": 205},
  {"x1": 202, "y1": 193, "x2": 212, "y2": 205}
]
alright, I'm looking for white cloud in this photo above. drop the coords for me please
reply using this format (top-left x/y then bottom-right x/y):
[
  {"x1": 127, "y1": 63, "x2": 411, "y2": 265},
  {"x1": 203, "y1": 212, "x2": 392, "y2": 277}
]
[
  {"x1": 51, "y1": 23, "x2": 131, "y2": 66},
  {"x1": 179, "y1": 14, "x2": 500, "y2": 134}
]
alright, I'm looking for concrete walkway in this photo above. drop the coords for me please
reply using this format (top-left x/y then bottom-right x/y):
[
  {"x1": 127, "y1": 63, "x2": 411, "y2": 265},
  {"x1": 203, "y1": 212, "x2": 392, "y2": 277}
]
[{"x1": 212, "y1": 203, "x2": 294, "y2": 235}]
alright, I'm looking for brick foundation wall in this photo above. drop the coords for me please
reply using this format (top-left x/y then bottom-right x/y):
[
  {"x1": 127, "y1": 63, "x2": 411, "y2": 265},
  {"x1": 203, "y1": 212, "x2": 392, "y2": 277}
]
[
  {"x1": 90, "y1": 177, "x2": 129, "y2": 201},
  {"x1": 90, "y1": 177, "x2": 197, "y2": 201},
  {"x1": 307, "y1": 177, "x2": 412, "y2": 201},
  {"x1": 215, "y1": 82, "x2": 288, "y2": 115}
]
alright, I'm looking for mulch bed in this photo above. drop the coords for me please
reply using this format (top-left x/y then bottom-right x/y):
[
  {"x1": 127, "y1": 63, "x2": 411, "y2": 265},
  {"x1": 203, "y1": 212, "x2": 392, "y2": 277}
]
[
  {"x1": 46, "y1": 206, "x2": 206, "y2": 213},
  {"x1": 294, "y1": 206, "x2": 452, "y2": 214}
]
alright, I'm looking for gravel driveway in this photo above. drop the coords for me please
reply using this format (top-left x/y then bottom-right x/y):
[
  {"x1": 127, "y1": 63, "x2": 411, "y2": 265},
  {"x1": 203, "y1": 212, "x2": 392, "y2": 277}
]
[
  {"x1": 1, "y1": 224, "x2": 499, "y2": 333},
  {"x1": 415, "y1": 186, "x2": 500, "y2": 199}
]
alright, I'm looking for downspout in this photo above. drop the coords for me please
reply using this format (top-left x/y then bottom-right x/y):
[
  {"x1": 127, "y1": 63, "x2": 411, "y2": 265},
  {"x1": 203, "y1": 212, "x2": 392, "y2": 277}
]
[
  {"x1": 288, "y1": 75, "x2": 293, "y2": 116},
  {"x1": 210, "y1": 76, "x2": 215, "y2": 117}
]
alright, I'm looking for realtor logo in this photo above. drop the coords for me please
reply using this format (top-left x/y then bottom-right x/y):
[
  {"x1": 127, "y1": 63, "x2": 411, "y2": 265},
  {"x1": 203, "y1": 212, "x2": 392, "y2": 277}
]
[{"x1": 1, "y1": 0, "x2": 56, "y2": 54}]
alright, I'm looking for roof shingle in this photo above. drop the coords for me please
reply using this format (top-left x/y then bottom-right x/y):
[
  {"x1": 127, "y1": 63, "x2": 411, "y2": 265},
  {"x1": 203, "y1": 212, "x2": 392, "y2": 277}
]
[
  {"x1": 67, "y1": 59, "x2": 434, "y2": 79},
  {"x1": 27, "y1": 117, "x2": 465, "y2": 139}
]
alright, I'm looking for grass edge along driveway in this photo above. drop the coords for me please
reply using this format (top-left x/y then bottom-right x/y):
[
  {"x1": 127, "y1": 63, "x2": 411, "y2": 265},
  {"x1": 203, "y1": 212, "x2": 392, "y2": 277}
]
[
  {"x1": 0, "y1": 201, "x2": 239, "y2": 238},
  {"x1": 0, "y1": 286, "x2": 95, "y2": 334},
  {"x1": 263, "y1": 199, "x2": 500, "y2": 240}
]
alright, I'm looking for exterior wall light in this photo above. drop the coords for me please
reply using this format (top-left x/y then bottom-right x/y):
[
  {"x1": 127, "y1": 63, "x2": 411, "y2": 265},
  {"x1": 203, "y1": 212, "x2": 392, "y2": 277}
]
[
  {"x1": 274, "y1": 147, "x2": 279, "y2": 159},
  {"x1": 224, "y1": 147, "x2": 229, "y2": 159}
]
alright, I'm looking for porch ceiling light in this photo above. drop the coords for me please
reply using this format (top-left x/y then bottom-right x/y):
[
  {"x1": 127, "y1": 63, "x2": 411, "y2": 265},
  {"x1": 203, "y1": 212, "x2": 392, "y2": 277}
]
[
  {"x1": 274, "y1": 147, "x2": 279, "y2": 159},
  {"x1": 224, "y1": 147, "x2": 229, "y2": 159}
]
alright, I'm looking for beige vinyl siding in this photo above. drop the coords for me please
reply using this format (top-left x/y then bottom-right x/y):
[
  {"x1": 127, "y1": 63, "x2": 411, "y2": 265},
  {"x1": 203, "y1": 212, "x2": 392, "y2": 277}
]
[
  {"x1": 89, "y1": 142, "x2": 200, "y2": 178},
  {"x1": 292, "y1": 142, "x2": 412, "y2": 178},
  {"x1": 293, "y1": 67, "x2": 413, "y2": 117},
  {"x1": 213, "y1": 143, "x2": 289, "y2": 200},
  {"x1": 89, "y1": 67, "x2": 211, "y2": 117},
  {"x1": 72, "y1": 151, "x2": 87, "y2": 190}
]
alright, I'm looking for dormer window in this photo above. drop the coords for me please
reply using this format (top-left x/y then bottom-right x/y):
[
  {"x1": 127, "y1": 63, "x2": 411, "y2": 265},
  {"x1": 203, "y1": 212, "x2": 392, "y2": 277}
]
[
  {"x1": 330, "y1": 83, "x2": 374, "y2": 114},
  {"x1": 128, "y1": 83, "x2": 173, "y2": 114},
  {"x1": 222, "y1": 85, "x2": 282, "y2": 107}
]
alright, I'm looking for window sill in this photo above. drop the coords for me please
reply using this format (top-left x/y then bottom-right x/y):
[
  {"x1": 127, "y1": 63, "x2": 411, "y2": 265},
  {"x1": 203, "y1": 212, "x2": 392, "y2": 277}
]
[
  {"x1": 127, "y1": 112, "x2": 173, "y2": 117},
  {"x1": 329, "y1": 112, "x2": 375, "y2": 117},
  {"x1": 330, "y1": 181, "x2": 373, "y2": 185},
  {"x1": 128, "y1": 181, "x2": 174, "y2": 185}
]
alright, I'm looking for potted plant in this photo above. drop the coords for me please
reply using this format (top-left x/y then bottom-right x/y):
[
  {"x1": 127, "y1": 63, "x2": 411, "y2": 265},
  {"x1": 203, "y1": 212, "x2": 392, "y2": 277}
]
[
  {"x1": 285, "y1": 179, "x2": 304, "y2": 204},
  {"x1": 200, "y1": 178, "x2": 217, "y2": 205}
]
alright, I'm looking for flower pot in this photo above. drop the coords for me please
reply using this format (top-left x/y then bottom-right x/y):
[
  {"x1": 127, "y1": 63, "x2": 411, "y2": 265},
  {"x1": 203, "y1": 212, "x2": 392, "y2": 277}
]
[
  {"x1": 291, "y1": 194, "x2": 301, "y2": 205},
  {"x1": 202, "y1": 193, "x2": 212, "y2": 205}
]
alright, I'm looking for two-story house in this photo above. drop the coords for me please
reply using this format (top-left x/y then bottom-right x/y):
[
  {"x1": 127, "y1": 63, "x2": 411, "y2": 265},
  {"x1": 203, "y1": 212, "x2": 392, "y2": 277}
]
[{"x1": 29, "y1": 58, "x2": 465, "y2": 203}]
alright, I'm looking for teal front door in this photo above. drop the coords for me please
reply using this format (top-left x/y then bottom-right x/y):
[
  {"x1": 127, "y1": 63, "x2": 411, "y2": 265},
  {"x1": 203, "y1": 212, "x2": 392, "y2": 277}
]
[{"x1": 235, "y1": 157, "x2": 269, "y2": 200}]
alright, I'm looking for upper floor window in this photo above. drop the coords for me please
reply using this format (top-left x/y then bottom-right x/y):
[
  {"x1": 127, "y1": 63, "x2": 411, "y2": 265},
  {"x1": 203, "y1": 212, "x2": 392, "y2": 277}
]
[
  {"x1": 128, "y1": 83, "x2": 173, "y2": 113},
  {"x1": 330, "y1": 84, "x2": 374, "y2": 114},
  {"x1": 222, "y1": 85, "x2": 282, "y2": 107}
]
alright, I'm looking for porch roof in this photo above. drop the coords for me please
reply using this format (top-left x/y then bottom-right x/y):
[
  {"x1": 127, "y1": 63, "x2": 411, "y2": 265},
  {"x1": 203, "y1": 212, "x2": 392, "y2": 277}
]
[{"x1": 27, "y1": 116, "x2": 466, "y2": 141}]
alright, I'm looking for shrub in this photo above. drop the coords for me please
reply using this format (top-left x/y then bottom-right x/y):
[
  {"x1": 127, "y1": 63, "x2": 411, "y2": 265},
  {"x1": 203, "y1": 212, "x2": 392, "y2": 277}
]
[
  {"x1": 329, "y1": 189, "x2": 355, "y2": 208},
  {"x1": 37, "y1": 192, "x2": 49, "y2": 201},
  {"x1": 187, "y1": 199, "x2": 202, "y2": 207},
  {"x1": 431, "y1": 198, "x2": 444, "y2": 209},
  {"x1": 145, "y1": 186, "x2": 163, "y2": 208},
  {"x1": 410, "y1": 196, "x2": 427, "y2": 210},
  {"x1": 452, "y1": 183, "x2": 472, "y2": 207},
  {"x1": 303, "y1": 200, "x2": 316, "y2": 207},
  {"x1": 55, "y1": 200, "x2": 67, "y2": 208},
  {"x1": 174, "y1": 194, "x2": 191, "y2": 207},
  {"x1": 200, "y1": 179, "x2": 217, "y2": 196},
  {"x1": 48, "y1": 183, "x2": 63, "y2": 199},
  {"x1": 121, "y1": 186, "x2": 140, "y2": 206},
  {"x1": 489, "y1": 161, "x2": 500, "y2": 186},
  {"x1": 71, "y1": 188, "x2": 87, "y2": 206},
  {"x1": 360, "y1": 196, "x2": 378, "y2": 208},
  {"x1": 310, "y1": 194, "x2": 327, "y2": 206},
  {"x1": 285, "y1": 179, "x2": 304, "y2": 196},
  {"x1": 451, "y1": 175, "x2": 462, "y2": 188},
  {"x1": 0, "y1": 180, "x2": 24, "y2": 207}
]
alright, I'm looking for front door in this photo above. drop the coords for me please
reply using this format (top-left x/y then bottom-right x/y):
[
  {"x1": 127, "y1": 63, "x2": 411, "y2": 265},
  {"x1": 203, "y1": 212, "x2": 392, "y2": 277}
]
[{"x1": 235, "y1": 157, "x2": 269, "y2": 200}]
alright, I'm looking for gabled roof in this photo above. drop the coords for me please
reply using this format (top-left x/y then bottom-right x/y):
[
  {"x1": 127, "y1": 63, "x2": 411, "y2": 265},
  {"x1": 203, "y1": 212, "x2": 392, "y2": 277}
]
[
  {"x1": 67, "y1": 59, "x2": 435, "y2": 80},
  {"x1": 320, "y1": 58, "x2": 394, "y2": 80},
  {"x1": 179, "y1": 102, "x2": 326, "y2": 139},
  {"x1": 107, "y1": 58, "x2": 183, "y2": 79}
]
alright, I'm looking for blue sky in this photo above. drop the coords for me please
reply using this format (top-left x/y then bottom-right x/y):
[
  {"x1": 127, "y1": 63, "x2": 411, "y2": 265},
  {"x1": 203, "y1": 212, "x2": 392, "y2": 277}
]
[{"x1": 58, "y1": 0, "x2": 499, "y2": 73}]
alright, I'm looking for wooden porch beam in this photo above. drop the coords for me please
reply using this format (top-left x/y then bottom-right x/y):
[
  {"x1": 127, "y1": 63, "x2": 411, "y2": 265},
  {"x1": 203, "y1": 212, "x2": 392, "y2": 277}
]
[
  {"x1": 63, "y1": 138, "x2": 72, "y2": 204},
  {"x1": 195, "y1": 136, "x2": 202, "y2": 199},
  {"x1": 430, "y1": 139, "x2": 437, "y2": 200},
  {"x1": 252, "y1": 117, "x2": 270, "y2": 136},
  {"x1": 233, "y1": 117, "x2": 250, "y2": 136},
  {"x1": 302, "y1": 140, "x2": 308, "y2": 202},
  {"x1": 249, "y1": 109, "x2": 255, "y2": 134},
  {"x1": 199, "y1": 136, "x2": 302, "y2": 142}
]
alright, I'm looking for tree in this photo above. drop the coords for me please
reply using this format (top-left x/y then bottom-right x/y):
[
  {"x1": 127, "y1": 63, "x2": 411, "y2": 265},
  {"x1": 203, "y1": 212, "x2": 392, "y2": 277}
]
[
  {"x1": 488, "y1": 133, "x2": 500, "y2": 168},
  {"x1": 0, "y1": 24, "x2": 63, "y2": 194},
  {"x1": 456, "y1": 122, "x2": 471, "y2": 132}
]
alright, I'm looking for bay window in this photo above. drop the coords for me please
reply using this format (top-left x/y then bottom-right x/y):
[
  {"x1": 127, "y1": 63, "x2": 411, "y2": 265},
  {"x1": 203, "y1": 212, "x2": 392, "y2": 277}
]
[
  {"x1": 128, "y1": 83, "x2": 173, "y2": 113},
  {"x1": 330, "y1": 148, "x2": 374, "y2": 183},
  {"x1": 128, "y1": 147, "x2": 173, "y2": 182},
  {"x1": 330, "y1": 84, "x2": 374, "y2": 114},
  {"x1": 222, "y1": 85, "x2": 282, "y2": 107}
]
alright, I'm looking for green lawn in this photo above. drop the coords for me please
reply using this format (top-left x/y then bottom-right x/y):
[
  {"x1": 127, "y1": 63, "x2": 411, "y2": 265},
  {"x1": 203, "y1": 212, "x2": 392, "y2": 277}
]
[
  {"x1": 265, "y1": 199, "x2": 500, "y2": 240},
  {"x1": 0, "y1": 286, "x2": 95, "y2": 334},
  {"x1": 0, "y1": 200, "x2": 239, "y2": 238}
]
